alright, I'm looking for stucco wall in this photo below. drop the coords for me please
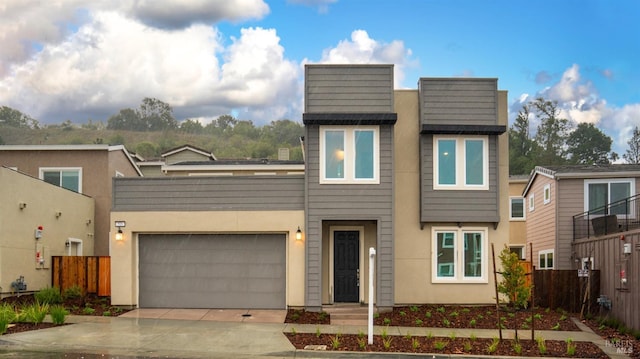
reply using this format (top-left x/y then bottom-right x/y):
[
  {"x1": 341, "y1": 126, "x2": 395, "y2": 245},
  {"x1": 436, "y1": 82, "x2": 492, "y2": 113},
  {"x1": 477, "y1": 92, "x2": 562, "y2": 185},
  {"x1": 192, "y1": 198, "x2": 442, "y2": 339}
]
[
  {"x1": 109, "y1": 210, "x2": 305, "y2": 307},
  {"x1": 0, "y1": 167, "x2": 94, "y2": 292}
]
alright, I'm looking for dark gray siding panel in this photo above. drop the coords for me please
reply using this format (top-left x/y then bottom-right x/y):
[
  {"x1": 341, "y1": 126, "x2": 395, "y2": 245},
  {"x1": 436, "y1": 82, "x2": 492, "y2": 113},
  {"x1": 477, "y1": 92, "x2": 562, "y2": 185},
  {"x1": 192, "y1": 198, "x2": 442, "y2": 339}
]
[
  {"x1": 419, "y1": 78, "x2": 498, "y2": 126},
  {"x1": 305, "y1": 65, "x2": 394, "y2": 113},
  {"x1": 305, "y1": 125, "x2": 394, "y2": 308},
  {"x1": 420, "y1": 134, "x2": 500, "y2": 222},
  {"x1": 113, "y1": 176, "x2": 304, "y2": 211}
]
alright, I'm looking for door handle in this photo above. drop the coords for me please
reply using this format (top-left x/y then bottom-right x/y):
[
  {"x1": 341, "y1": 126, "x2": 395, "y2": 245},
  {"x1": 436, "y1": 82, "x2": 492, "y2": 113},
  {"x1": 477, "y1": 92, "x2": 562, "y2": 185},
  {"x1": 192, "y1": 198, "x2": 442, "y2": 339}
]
[{"x1": 356, "y1": 269, "x2": 360, "y2": 286}]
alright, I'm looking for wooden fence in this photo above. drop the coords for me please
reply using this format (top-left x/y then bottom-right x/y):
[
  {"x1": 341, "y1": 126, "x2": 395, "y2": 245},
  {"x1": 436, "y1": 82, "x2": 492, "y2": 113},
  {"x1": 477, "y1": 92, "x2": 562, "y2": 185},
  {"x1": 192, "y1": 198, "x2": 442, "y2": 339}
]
[
  {"x1": 51, "y1": 256, "x2": 110, "y2": 296},
  {"x1": 533, "y1": 269, "x2": 600, "y2": 313}
]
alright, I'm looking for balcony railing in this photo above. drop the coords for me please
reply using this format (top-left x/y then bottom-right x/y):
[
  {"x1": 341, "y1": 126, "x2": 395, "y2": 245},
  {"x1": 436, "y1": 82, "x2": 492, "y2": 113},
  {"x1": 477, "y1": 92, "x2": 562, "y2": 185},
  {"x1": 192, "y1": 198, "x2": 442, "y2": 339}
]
[{"x1": 573, "y1": 194, "x2": 640, "y2": 241}]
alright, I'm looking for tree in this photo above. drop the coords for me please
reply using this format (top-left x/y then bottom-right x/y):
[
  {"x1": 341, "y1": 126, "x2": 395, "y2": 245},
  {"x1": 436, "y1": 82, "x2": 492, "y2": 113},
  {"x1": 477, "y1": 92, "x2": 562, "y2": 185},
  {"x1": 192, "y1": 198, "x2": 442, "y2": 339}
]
[
  {"x1": 531, "y1": 98, "x2": 571, "y2": 166},
  {"x1": 566, "y1": 123, "x2": 613, "y2": 165},
  {"x1": 0, "y1": 106, "x2": 39, "y2": 128},
  {"x1": 509, "y1": 105, "x2": 539, "y2": 175},
  {"x1": 179, "y1": 119, "x2": 204, "y2": 134},
  {"x1": 138, "y1": 97, "x2": 178, "y2": 131},
  {"x1": 497, "y1": 246, "x2": 530, "y2": 310},
  {"x1": 107, "y1": 108, "x2": 142, "y2": 131},
  {"x1": 623, "y1": 126, "x2": 640, "y2": 164}
]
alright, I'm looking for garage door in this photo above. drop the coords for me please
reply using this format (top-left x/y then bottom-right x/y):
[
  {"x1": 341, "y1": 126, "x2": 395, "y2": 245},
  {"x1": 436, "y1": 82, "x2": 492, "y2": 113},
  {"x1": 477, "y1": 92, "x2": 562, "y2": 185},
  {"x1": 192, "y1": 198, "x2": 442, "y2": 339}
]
[{"x1": 138, "y1": 234, "x2": 286, "y2": 309}]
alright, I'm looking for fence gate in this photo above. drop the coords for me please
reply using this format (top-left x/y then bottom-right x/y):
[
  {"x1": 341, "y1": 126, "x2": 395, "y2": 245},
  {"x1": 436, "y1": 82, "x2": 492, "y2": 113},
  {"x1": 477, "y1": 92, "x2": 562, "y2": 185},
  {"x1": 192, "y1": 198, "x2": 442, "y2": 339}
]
[{"x1": 51, "y1": 256, "x2": 111, "y2": 296}]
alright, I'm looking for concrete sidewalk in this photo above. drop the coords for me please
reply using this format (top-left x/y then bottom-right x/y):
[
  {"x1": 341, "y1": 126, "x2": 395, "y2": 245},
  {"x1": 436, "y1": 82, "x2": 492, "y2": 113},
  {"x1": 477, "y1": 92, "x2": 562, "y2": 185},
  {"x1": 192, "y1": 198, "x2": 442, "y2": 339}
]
[{"x1": 0, "y1": 313, "x2": 630, "y2": 358}]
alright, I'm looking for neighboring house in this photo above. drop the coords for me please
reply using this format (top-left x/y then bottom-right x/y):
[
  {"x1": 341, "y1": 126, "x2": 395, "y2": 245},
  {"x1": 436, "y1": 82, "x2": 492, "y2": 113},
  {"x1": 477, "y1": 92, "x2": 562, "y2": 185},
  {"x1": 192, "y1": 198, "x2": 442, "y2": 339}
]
[
  {"x1": 509, "y1": 175, "x2": 529, "y2": 259},
  {"x1": 0, "y1": 167, "x2": 94, "y2": 293},
  {"x1": 136, "y1": 144, "x2": 304, "y2": 177},
  {"x1": 522, "y1": 164, "x2": 640, "y2": 270},
  {"x1": 0, "y1": 145, "x2": 142, "y2": 256},
  {"x1": 110, "y1": 64, "x2": 511, "y2": 310}
]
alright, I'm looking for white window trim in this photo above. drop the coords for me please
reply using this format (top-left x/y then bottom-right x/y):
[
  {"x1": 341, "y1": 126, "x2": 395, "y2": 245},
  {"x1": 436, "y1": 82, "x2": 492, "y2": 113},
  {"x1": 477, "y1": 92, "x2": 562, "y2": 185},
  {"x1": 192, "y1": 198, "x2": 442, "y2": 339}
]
[
  {"x1": 433, "y1": 135, "x2": 489, "y2": 190},
  {"x1": 319, "y1": 126, "x2": 379, "y2": 184},
  {"x1": 509, "y1": 196, "x2": 526, "y2": 221},
  {"x1": 583, "y1": 178, "x2": 635, "y2": 216},
  {"x1": 528, "y1": 194, "x2": 535, "y2": 212},
  {"x1": 39, "y1": 167, "x2": 83, "y2": 193},
  {"x1": 543, "y1": 184, "x2": 551, "y2": 204},
  {"x1": 538, "y1": 249, "x2": 554, "y2": 269},
  {"x1": 431, "y1": 227, "x2": 488, "y2": 283}
]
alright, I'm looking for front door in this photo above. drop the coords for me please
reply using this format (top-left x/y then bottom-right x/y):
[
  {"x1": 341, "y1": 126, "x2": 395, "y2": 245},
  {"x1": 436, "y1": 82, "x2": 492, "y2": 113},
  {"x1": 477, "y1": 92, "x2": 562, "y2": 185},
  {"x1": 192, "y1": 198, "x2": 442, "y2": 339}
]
[{"x1": 334, "y1": 231, "x2": 359, "y2": 302}]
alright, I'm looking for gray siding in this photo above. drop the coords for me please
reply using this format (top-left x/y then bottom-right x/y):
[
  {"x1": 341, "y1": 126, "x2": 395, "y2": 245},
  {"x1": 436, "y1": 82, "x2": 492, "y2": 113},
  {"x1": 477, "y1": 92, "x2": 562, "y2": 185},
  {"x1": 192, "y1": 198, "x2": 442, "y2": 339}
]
[
  {"x1": 112, "y1": 176, "x2": 304, "y2": 211},
  {"x1": 305, "y1": 65, "x2": 394, "y2": 113},
  {"x1": 557, "y1": 178, "x2": 585, "y2": 269},
  {"x1": 420, "y1": 134, "x2": 500, "y2": 222},
  {"x1": 419, "y1": 78, "x2": 498, "y2": 126},
  {"x1": 305, "y1": 124, "x2": 394, "y2": 308}
]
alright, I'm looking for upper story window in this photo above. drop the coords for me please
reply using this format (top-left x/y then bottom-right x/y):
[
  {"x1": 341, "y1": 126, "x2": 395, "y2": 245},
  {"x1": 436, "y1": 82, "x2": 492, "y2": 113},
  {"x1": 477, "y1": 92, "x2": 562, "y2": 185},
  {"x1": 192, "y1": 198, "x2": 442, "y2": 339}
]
[
  {"x1": 584, "y1": 179, "x2": 635, "y2": 216},
  {"x1": 528, "y1": 194, "x2": 535, "y2": 212},
  {"x1": 40, "y1": 167, "x2": 82, "y2": 193},
  {"x1": 433, "y1": 136, "x2": 488, "y2": 190},
  {"x1": 510, "y1": 197, "x2": 525, "y2": 220},
  {"x1": 320, "y1": 126, "x2": 379, "y2": 184},
  {"x1": 432, "y1": 227, "x2": 488, "y2": 283},
  {"x1": 543, "y1": 184, "x2": 551, "y2": 204}
]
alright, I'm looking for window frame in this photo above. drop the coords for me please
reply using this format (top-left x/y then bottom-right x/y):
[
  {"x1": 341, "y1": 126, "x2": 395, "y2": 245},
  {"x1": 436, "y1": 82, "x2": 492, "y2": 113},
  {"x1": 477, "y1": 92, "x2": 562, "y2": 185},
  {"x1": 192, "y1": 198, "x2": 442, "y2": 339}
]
[
  {"x1": 432, "y1": 227, "x2": 488, "y2": 283},
  {"x1": 538, "y1": 249, "x2": 554, "y2": 270},
  {"x1": 583, "y1": 178, "x2": 635, "y2": 217},
  {"x1": 509, "y1": 196, "x2": 526, "y2": 220},
  {"x1": 39, "y1": 167, "x2": 83, "y2": 193},
  {"x1": 543, "y1": 184, "x2": 551, "y2": 204},
  {"x1": 433, "y1": 135, "x2": 489, "y2": 190},
  {"x1": 319, "y1": 126, "x2": 379, "y2": 184},
  {"x1": 509, "y1": 245, "x2": 526, "y2": 260},
  {"x1": 528, "y1": 194, "x2": 535, "y2": 212}
]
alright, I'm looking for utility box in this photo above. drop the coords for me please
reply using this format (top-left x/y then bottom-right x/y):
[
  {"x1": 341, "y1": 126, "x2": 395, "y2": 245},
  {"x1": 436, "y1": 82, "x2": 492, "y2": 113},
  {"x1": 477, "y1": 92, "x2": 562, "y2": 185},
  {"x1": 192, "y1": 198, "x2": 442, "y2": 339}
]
[{"x1": 623, "y1": 243, "x2": 632, "y2": 254}]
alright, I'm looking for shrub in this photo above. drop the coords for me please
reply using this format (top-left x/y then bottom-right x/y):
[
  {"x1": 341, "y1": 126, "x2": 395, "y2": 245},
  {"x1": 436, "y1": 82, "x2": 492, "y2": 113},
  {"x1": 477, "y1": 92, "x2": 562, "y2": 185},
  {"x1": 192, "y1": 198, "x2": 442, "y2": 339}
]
[
  {"x1": 20, "y1": 302, "x2": 50, "y2": 324},
  {"x1": 49, "y1": 305, "x2": 69, "y2": 325},
  {"x1": 0, "y1": 303, "x2": 17, "y2": 323},
  {"x1": 62, "y1": 285, "x2": 84, "y2": 300},
  {"x1": 35, "y1": 287, "x2": 63, "y2": 305},
  {"x1": 82, "y1": 306, "x2": 96, "y2": 315}
]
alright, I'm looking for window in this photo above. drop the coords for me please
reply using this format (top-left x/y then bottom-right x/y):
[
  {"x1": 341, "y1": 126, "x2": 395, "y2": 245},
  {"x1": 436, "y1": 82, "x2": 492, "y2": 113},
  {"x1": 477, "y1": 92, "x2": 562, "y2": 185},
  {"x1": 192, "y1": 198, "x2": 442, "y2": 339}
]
[
  {"x1": 538, "y1": 250, "x2": 554, "y2": 269},
  {"x1": 509, "y1": 245, "x2": 525, "y2": 260},
  {"x1": 528, "y1": 194, "x2": 535, "y2": 212},
  {"x1": 40, "y1": 167, "x2": 82, "y2": 193},
  {"x1": 510, "y1": 197, "x2": 525, "y2": 220},
  {"x1": 320, "y1": 126, "x2": 379, "y2": 183},
  {"x1": 433, "y1": 136, "x2": 488, "y2": 190},
  {"x1": 584, "y1": 179, "x2": 634, "y2": 216},
  {"x1": 432, "y1": 227, "x2": 488, "y2": 283},
  {"x1": 543, "y1": 184, "x2": 551, "y2": 204}
]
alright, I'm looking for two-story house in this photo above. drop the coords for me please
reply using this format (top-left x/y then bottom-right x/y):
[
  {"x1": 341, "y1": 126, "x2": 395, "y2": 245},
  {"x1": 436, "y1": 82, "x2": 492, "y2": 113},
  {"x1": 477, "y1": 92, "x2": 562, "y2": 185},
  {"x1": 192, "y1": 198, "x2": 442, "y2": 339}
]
[
  {"x1": 109, "y1": 64, "x2": 511, "y2": 310},
  {"x1": 0, "y1": 166, "x2": 95, "y2": 292},
  {"x1": 523, "y1": 164, "x2": 640, "y2": 270},
  {"x1": 0, "y1": 145, "x2": 142, "y2": 256}
]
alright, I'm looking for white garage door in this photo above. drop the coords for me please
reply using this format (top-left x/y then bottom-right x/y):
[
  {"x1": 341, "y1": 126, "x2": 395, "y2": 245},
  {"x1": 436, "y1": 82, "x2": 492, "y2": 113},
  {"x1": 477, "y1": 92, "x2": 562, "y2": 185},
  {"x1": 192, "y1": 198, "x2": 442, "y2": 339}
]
[{"x1": 138, "y1": 233, "x2": 286, "y2": 309}]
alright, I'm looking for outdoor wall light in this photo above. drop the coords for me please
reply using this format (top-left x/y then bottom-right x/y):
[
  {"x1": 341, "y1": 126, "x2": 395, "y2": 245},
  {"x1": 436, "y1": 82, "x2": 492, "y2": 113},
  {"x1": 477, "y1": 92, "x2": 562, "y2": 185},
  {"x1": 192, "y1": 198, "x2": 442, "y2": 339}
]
[
  {"x1": 296, "y1": 227, "x2": 303, "y2": 241},
  {"x1": 115, "y1": 229, "x2": 124, "y2": 241}
]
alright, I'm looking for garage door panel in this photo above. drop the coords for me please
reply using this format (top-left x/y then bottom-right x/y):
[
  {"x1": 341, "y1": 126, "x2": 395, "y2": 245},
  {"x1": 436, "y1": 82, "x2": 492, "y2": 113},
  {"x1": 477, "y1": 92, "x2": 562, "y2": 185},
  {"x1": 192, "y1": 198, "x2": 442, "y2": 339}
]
[{"x1": 139, "y1": 234, "x2": 286, "y2": 309}]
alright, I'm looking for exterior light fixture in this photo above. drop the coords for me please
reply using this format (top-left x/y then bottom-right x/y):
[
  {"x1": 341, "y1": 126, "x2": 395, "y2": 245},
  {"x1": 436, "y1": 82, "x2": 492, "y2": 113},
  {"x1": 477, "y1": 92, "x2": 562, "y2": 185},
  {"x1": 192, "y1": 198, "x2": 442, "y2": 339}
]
[
  {"x1": 114, "y1": 220, "x2": 126, "y2": 241},
  {"x1": 296, "y1": 227, "x2": 303, "y2": 241}
]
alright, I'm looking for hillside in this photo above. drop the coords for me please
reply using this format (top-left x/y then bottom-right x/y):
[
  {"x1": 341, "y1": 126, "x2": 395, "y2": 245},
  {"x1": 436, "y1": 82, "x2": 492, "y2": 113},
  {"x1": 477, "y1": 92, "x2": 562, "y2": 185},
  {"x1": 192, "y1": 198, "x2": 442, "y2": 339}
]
[{"x1": 0, "y1": 124, "x2": 304, "y2": 161}]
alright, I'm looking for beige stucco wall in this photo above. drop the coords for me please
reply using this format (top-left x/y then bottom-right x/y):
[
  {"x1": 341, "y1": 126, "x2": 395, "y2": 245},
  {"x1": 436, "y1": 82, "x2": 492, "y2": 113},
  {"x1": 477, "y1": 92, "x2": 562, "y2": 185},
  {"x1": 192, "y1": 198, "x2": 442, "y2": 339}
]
[
  {"x1": 393, "y1": 89, "x2": 511, "y2": 304},
  {"x1": 110, "y1": 210, "x2": 305, "y2": 307},
  {"x1": 0, "y1": 167, "x2": 94, "y2": 292},
  {"x1": 509, "y1": 178, "x2": 527, "y2": 246}
]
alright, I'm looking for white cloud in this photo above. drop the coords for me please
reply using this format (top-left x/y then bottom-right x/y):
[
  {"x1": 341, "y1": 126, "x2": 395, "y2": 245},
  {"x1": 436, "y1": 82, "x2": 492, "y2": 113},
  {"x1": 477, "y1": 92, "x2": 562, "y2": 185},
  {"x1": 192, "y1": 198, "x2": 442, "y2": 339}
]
[
  {"x1": 0, "y1": 11, "x2": 301, "y2": 124},
  {"x1": 287, "y1": 0, "x2": 337, "y2": 13},
  {"x1": 312, "y1": 30, "x2": 414, "y2": 87}
]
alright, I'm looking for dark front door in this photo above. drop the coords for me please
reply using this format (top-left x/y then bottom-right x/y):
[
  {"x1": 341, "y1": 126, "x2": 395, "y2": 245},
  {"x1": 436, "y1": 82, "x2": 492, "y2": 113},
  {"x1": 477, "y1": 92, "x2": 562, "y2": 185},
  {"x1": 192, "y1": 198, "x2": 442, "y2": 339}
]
[{"x1": 334, "y1": 231, "x2": 359, "y2": 302}]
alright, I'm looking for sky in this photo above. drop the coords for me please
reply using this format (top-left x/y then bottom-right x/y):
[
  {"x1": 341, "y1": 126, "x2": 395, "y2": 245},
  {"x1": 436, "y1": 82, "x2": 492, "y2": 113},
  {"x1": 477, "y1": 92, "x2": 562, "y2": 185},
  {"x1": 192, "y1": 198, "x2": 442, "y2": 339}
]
[{"x1": 0, "y1": 0, "x2": 638, "y2": 156}]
